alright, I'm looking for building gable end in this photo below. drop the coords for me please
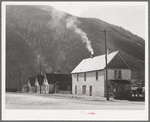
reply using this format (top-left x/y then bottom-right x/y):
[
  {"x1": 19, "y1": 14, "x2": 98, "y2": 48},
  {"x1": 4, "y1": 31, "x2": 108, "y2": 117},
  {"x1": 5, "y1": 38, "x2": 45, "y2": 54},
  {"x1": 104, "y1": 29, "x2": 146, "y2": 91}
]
[{"x1": 107, "y1": 53, "x2": 130, "y2": 69}]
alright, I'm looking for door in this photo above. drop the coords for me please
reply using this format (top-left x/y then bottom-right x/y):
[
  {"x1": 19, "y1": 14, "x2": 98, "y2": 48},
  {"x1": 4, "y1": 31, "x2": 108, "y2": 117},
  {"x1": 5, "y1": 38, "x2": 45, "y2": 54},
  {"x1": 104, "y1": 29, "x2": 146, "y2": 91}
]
[
  {"x1": 89, "y1": 86, "x2": 92, "y2": 96},
  {"x1": 120, "y1": 86, "x2": 125, "y2": 99}
]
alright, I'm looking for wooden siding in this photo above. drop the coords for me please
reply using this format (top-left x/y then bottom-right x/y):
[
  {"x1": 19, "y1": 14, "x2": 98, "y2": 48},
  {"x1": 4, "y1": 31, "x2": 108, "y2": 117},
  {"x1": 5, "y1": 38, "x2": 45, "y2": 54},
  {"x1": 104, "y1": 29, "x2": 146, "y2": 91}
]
[
  {"x1": 122, "y1": 70, "x2": 131, "y2": 80},
  {"x1": 49, "y1": 84, "x2": 54, "y2": 93},
  {"x1": 107, "y1": 54, "x2": 130, "y2": 69},
  {"x1": 107, "y1": 69, "x2": 131, "y2": 80},
  {"x1": 42, "y1": 77, "x2": 49, "y2": 93},
  {"x1": 104, "y1": 69, "x2": 131, "y2": 96},
  {"x1": 72, "y1": 70, "x2": 105, "y2": 97}
]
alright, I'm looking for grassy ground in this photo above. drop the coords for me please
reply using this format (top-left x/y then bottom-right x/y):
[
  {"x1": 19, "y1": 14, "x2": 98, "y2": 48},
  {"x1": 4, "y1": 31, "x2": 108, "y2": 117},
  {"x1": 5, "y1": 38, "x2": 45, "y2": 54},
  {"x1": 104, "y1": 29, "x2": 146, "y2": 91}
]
[{"x1": 5, "y1": 92, "x2": 145, "y2": 110}]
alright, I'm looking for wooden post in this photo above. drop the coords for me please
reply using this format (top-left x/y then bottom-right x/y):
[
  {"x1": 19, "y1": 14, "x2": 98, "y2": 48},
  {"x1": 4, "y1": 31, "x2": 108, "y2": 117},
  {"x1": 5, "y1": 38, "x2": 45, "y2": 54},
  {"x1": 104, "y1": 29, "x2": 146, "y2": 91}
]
[
  {"x1": 52, "y1": 66, "x2": 54, "y2": 93},
  {"x1": 18, "y1": 67, "x2": 21, "y2": 92},
  {"x1": 39, "y1": 56, "x2": 41, "y2": 94},
  {"x1": 104, "y1": 29, "x2": 109, "y2": 101},
  {"x1": 9, "y1": 69, "x2": 10, "y2": 90}
]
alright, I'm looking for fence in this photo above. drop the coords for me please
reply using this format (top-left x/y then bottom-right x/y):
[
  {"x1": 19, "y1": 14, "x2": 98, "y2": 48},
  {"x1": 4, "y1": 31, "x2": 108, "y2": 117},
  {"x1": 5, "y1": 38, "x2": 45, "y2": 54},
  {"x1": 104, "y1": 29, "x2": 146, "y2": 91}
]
[{"x1": 58, "y1": 90, "x2": 72, "y2": 94}]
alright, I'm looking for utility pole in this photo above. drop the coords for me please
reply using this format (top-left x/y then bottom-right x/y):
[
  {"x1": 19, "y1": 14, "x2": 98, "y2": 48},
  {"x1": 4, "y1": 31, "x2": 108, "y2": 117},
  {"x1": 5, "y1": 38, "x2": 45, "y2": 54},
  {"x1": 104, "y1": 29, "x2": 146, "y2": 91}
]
[
  {"x1": 52, "y1": 66, "x2": 54, "y2": 93},
  {"x1": 104, "y1": 29, "x2": 109, "y2": 101},
  {"x1": 39, "y1": 55, "x2": 42, "y2": 94},
  {"x1": 39, "y1": 35, "x2": 42, "y2": 94},
  {"x1": 9, "y1": 69, "x2": 10, "y2": 90},
  {"x1": 18, "y1": 67, "x2": 21, "y2": 92}
]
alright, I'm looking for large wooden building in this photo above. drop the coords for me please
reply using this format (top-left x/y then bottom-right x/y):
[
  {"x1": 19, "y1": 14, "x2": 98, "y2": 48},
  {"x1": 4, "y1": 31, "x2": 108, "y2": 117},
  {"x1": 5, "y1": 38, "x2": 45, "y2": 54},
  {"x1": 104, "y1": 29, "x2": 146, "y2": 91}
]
[
  {"x1": 71, "y1": 51, "x2": 131, "y2": 100},
  {"x1": 44, "y1": 73, "x2": 72, "y2": 94}
]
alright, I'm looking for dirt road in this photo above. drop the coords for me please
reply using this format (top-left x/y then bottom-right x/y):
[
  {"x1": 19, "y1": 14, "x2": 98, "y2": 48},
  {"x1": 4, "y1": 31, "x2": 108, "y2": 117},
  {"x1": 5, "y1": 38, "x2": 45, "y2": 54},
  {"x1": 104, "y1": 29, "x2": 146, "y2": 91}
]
[{"x1": 5, "y1": 92, "x2": 145, "y2": 110}]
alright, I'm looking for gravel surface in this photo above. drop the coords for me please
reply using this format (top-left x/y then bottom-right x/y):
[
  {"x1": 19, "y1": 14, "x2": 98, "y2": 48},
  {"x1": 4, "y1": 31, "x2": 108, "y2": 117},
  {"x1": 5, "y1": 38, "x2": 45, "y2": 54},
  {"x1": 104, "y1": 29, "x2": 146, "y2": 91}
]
[{"x1": 5, "y1": 92, "x2": 145, "y2": 110}]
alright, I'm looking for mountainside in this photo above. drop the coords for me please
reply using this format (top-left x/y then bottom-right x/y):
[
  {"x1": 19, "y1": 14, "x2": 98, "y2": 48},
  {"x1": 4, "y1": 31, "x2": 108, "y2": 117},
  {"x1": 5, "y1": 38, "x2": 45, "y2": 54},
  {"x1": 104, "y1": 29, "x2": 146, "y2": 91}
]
[{"x1": 6, "y1": 5, "x2": 145, "y2": 89}]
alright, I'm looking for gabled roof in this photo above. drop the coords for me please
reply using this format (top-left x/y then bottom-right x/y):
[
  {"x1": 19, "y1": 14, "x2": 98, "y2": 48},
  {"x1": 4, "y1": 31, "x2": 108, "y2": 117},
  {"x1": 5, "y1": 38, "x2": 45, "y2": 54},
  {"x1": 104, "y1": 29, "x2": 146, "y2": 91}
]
[
  {"x1": 45, "y1": 73, "x2": 72, "y2": 84},
  {"x1": 71, "y1": 51, "x2": 119, "y2": 73},
  {"x1": 28, "y1": 77, "x2": 36, "y2": 86},
  {"x1": 36, "y1": 75, "x2": 44, "y2": 86},
  {"x1": 45, "y1": 73, "x2": 54, "y2": 84}
]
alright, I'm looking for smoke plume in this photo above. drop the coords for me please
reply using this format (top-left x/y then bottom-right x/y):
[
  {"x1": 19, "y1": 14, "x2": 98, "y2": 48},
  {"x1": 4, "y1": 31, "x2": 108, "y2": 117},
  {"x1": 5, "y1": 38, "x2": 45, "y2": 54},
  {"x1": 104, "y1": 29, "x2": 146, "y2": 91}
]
[{"x1": 66, "y1": 16, "x2": 94, "y2": 55}]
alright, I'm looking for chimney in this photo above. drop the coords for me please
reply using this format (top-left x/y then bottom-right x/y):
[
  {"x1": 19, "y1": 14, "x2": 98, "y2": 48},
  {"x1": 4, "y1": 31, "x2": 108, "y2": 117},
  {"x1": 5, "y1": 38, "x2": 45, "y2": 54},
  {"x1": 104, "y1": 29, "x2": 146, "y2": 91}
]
[
  {"x1": 107, "y1": 49, "x2": 110, "y2": 55},
  {"x1": 91, "y1": 54, "x2": 93, "y2": 58},
  {"x1": 58, "y1": 70, "x2": 60, "y2": 74}
]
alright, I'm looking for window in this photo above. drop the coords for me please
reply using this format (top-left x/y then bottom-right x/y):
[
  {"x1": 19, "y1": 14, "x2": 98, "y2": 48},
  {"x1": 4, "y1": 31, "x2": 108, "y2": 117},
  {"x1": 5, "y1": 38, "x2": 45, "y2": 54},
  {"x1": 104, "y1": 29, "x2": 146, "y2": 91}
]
[
  {"x1": 77, "y1": 74, "x2": 79, "y2": 81},
  {"x1": 84, "y1": 73, "x2": 86, "y2": 81},
  {"x1": 118, "y1": 70, "x2": 122, "y2": 79},
  {"x1": 96, "y1": 71, "x2": 98, "y2": 80},
  {"x1": 47, "y1": 85, "x2": 48, "y2": 91},
  {"x1": 114, "y1": 70, "x2": 117, "y2": 79},
  {"x1": 114, "y1": 70, "x2": 122, "y2": 79},
  {"x1": 82, "y1": 85, "x2": 86, "y2": 94},
  {"x1": 75, "y1": 86, "x2": 77, "y2": 94},
  {"x1": 89, "y1": 86, "x2": 92, "y2": 96}
]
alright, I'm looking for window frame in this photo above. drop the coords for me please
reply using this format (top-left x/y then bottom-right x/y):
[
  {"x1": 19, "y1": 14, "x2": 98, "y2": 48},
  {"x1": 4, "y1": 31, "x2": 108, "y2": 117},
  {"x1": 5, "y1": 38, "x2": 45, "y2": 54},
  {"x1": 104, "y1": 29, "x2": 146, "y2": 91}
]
[
  {"x1": 82, "y1": 85, "x2": 86, "y2": 94},
  {"x1": 96, "y1": 71, "x2": 98, "y2": 80},
  {"x1": 84, "y1": 72, "x2": 86, "y2": 81},
  {"x1": 77, "y1": 73, "x2": 79, "y2": 81},
  {"x1": 114, "y1": 70, "x2": 117, "y2": 80},
  {"x1": 118, "y1": 70, "x2": 122, "y2": 79}
]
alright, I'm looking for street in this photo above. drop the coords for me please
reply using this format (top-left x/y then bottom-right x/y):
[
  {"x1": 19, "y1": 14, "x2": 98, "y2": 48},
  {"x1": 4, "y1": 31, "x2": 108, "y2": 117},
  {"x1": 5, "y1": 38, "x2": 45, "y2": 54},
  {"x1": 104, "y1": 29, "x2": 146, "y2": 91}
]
[{"x1": 5, "y1": 92, "x2": 145, "y2": 110}]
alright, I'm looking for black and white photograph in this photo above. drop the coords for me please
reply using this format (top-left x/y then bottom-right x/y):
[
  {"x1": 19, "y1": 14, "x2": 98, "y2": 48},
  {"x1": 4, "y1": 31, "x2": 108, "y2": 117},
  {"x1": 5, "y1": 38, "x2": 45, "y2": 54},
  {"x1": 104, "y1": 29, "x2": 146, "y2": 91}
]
[{"x1": 2, "y1": 1, "x2": 148, "y2": 121}]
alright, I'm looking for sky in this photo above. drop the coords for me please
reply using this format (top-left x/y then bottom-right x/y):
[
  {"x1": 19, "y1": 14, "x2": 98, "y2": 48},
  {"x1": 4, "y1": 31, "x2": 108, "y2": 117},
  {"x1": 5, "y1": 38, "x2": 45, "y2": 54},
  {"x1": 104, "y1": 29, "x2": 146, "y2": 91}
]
[{"x1": 46, "y1": 2, "x2": 147, "y2": 40}]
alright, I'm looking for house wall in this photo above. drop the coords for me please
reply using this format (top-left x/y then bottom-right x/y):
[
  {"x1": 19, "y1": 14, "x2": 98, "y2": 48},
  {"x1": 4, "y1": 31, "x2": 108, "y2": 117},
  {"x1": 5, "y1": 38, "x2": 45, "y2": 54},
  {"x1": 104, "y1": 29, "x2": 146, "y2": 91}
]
[
  {"x1": 43, "y1": 78, "x2": 49, "y2": 93},
  {"x1": 35, "y1": 79, "x2": 40, "y2": 93},
  {"x1": 107, "y1": 69, "x2": 131, "y2": 80},
  {"x1": 49, "y1": 84, "x2": 54, "y2": 93},
  {"x1": 22, "y1": 88, "x2": 26, "y2": 93},
  {"x1": 27, "y1": 80, "x2": 31, "y2": 87},
  {"x1": 104, "y1": 69, "x2": 131, "y2": 97},
  {"x1": 72, "y1": 70, "x2": 105, "y2": 97}
]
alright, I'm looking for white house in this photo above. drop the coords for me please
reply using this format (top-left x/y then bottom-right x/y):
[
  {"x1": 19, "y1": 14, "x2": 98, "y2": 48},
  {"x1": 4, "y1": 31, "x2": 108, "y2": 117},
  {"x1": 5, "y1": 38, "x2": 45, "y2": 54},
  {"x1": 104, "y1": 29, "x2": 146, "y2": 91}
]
[
  {"x1": 27, "y1": 77, "x2": 36, "y2": 93},
  {"x1": 71, "y1": 51, "x2": 131, "y2": 100},
  {"x1": 22, "y1": 84, "x2": 28, "y2": 93},
  {"x1": 35, "y1": 75, "x2": 45, "y2": 93}
]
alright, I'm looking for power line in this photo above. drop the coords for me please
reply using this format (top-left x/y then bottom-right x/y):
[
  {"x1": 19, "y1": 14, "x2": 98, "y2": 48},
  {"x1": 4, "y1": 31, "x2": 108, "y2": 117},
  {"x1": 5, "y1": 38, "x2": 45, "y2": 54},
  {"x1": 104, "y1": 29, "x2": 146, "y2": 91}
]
[
  {"x1": 113, "y1": 10, "x2": 145, "y2": 25},
  {"x1": 8, "y1": 25, "x2": 39, "y2": 56},
  {"x1": 9, "y1": 58, "x2": 38, "y2": 72},
  {"x1": 121, "y1": 18, "x2": 145, "y2": 26}
]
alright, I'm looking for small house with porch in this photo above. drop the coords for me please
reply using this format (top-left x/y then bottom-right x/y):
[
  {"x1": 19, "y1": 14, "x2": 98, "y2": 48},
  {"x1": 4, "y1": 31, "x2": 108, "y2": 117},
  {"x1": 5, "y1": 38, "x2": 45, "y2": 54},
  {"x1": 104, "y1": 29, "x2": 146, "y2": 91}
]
[
  {"x1": 22, "y1": 84, "x2": 28, "y2": 93},
  {"x1": 71, "y1": 51, "x2": 131, "y2": 100}
]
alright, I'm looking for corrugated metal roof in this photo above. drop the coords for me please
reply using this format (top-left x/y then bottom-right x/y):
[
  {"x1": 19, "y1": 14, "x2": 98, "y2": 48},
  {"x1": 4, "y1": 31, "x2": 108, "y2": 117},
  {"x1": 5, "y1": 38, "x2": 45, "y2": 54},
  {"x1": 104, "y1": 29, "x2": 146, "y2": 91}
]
[{"x1": 71, "y1": 51, "x2": 119, "y2": 73}]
